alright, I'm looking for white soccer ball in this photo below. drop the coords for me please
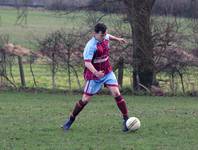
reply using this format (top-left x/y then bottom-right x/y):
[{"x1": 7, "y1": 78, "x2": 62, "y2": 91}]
[{"x1": 126, "y1": 117, "x2": 141, "y2": 131}]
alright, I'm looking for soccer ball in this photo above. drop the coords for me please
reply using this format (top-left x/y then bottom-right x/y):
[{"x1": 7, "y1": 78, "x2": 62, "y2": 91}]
[{"x1": 126, "y1": 117, "x2": 141, "y2": 131}]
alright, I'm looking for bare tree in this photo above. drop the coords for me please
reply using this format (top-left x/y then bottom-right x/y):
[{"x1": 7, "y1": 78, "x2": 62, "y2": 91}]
[
  {"x1": 15, "y1": 0, "x2": 29, "y2": 26},
  {"x1": 0, "y1": 34, "x2": 17, "y2": 88},
  {"x1": 38, "y1": 29, "x2": 83, "y2": 90}
]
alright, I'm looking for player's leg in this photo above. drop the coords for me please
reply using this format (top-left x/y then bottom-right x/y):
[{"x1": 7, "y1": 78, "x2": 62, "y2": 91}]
[
  {"x1": 62, "y1": 93, "x2": 92, "y2": 131},
  {"x1": 104, "y1": 72, "x2": 129, "y2": 131},
  {"x1": 62, "y1": 80, "x2": 102, "y2": 131},
  {"x1": 107, "y1": 86, "x2": 129, "y2": 118},
  {"x1": 107, "y1": 85, "x2": 129, "y2": 132},
  {"x1": 69, "y1": 93, "x2": 93, "y2": 121}
]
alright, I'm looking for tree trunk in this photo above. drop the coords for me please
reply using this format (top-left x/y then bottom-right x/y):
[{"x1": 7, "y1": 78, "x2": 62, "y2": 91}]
[
  {"x1": 67, "y1": 49, "x2": 71, "y2": 91},
  {"x1": 124, "y1": 0, "x2": 156, "y2": 91},
  {"x1": 67, "y1": 62, "x2": 71, "y2": 91}
]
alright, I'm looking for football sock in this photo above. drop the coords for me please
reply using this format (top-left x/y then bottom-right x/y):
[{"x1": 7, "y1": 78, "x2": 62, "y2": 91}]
[
  {"x1": 70, "y1": 99, "x2": 88, "y2": 121},
  {"x1": 114, "y1": 95, "x2": 129, "y2": 120}
]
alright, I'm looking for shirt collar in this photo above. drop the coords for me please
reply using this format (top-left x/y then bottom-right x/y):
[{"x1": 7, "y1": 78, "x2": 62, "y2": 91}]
[{"x1": 93, "y1": 36, "x2": 104, "y2": 43}]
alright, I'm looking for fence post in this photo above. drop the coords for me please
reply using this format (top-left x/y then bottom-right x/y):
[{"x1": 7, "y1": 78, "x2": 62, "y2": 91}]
[
  {"x1": 118, "y1": 57, "x2": 124, "y2": 88},
  {"x1": 18, "y1": 56, "x2": 26, "y2": 87}
]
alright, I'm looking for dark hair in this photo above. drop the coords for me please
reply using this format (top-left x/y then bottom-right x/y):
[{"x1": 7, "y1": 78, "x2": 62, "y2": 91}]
[{"x1": 94, "y1": 23, "x2": 107, "y2": 34}]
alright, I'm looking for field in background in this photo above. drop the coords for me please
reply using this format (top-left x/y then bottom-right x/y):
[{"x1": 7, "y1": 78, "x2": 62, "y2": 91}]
[
  {"x1": 0, "y1": 7, "x2": 198, "y2": 93},
  {"x1": 0, "y1": 91, "x2": 198, "y2": 150},
  {"x1": 0, "y1": 8, "x2": 193, "y2": 49},
  {"x1": 0, "y1": 8, "x2": 124, "y2": 49}
]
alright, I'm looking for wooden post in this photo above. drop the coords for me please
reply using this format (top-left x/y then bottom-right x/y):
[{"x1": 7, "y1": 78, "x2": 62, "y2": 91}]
[
  {"x1": 18, "y1": 56, "x2": 26, "y2": 87},
  {"x1": 118, "y1": 57, "x2": 124, "y2": 88}
]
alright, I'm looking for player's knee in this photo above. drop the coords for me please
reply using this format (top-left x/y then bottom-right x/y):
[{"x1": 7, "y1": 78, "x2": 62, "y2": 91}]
[
  {"x1": 111, "y1": 89, "x2": 120, "y2": 97},
  {"x1": 108, "y1": 86, "x2": 120, "y2": 97},
  {"x1": 113, "y1": 92, "x2": 121, "y2": 97},
  {"x1": 82, "y1": 94, "x2": 92, "y2": 102}
]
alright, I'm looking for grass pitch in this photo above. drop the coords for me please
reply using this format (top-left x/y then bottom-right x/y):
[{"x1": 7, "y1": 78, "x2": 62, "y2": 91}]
[{"x1": 0, "y1": 91, "x2": 198, "y2": 150}]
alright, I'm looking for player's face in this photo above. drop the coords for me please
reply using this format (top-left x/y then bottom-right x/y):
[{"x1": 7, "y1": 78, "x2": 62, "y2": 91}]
[{"x1": 94, "y1": 31, "x2": 106, "y2": 41}]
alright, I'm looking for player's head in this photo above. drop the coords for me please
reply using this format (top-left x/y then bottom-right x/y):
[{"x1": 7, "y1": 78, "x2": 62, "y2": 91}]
[{"x1": 94, "y1": 23, "x2": 107, "y2": 41}]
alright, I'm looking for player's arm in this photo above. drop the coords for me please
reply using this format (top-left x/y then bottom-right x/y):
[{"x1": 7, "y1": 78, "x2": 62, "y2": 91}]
[
  {"x1": 108, "y1": 34, "x2": 127, "y2": 44},
  {"x1": 84, "y1": 61, "x2": 104, "y2": 78}
]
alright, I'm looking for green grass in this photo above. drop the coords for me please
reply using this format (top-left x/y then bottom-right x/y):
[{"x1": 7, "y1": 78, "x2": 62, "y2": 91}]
[
  {"x1": 0, "y1": 91, "x2": 198, "y2": 150},
  {"x1": 0, "y1": 8, "x2": 87, "y2": 49}
]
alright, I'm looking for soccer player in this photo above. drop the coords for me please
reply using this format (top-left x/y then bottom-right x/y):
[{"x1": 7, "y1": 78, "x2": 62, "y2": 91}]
[{"x1": 62, "y1": 23, "x2": 129, "y2": 132}]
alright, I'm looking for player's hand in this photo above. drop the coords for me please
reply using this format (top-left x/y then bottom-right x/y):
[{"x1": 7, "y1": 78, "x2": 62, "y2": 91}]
[
  {"x1": 118, "y1": 38, "x2": 127, "y2": 44},
  {"x1": 94, "y1": 71, "x2": 105, "y2": 78}
]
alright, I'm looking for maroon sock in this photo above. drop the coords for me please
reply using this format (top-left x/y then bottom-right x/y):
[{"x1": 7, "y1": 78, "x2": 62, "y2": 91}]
[
  {"x1": 70, "y1": 100, "x2": 88, "y2": 120},
  {"x1": 115, "y1": 95, "x2": 128, "y2": 120}
]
